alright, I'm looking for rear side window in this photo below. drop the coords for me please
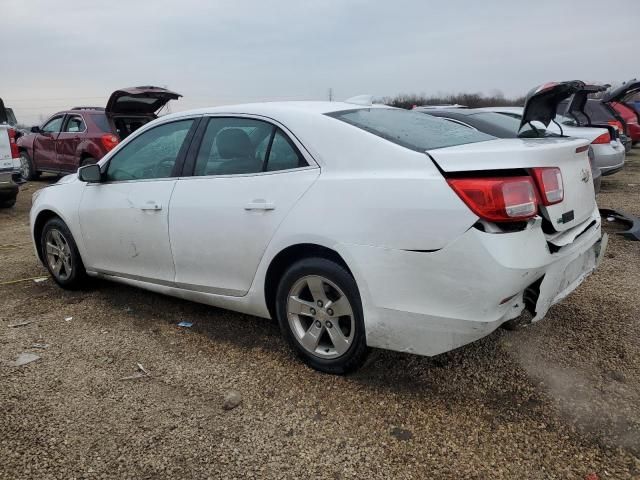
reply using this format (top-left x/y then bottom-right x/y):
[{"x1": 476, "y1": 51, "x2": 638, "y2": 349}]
[
  {"x1": 327, "y1": 108, "x2": 493, "y2": 151},
  {"x1": 63, "y1": 115, "x2": 85, "y2": 133},
  {"x1": 92, "y1": 114, "x2": 113, "y2": 133},
  {"x1": 265, "y1": 129, "x2": 306, "y2": 171},
  {"x1": 193, "y1": 117, "x2": 307, "y2": 176}
]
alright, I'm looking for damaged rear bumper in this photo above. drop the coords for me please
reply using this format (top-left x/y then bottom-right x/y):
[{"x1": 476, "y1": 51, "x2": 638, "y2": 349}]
[{"x1": 340, "y1": 206, "x2": 605, "y2": 357}]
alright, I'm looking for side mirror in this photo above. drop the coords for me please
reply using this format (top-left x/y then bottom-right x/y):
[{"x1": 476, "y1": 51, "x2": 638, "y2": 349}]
[
  {"x1": 78, "y1": 164, "x2": 102, "y2": 183},
  {"x1": 30, "y1": 126, "x2": 41, "y2": 133}
]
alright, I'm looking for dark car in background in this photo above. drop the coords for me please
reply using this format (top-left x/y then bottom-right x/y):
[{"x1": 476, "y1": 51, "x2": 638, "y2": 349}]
[
  {"x1": 557, "y1": 85, "x2": 633, "y2": 153},
  {"x1": 17, "y1": 86, "x2": 181, "y2": 180},
  {"x1": 419, "y1": 107, "x2": 603, "y2": 193}
]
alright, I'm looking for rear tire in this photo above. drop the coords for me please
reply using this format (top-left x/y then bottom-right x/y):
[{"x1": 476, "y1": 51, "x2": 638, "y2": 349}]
[
  {"x1": 40, "y1": 217, "x2": 87, "y2": 289},
  {"x1": 19, "y1": 151, "x2": 40, "y2": 181},
  {"x1": 276, "y1": 257, "x2": 369, "y2": 374},
  {"x1": 0, "y1": 196, "x2": 16, "y2": 208}
]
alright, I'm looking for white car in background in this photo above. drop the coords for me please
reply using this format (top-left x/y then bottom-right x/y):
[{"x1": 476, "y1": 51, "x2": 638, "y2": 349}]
[
  {"x1": 30, "y1": 97, "x2": 606, "y2": 374},
  {"x1": 0, "y1": 98, "x2": 21, "y2": 208},
  {"x1": 479, "y1": 106, "x2": 625, "y2": 176}
]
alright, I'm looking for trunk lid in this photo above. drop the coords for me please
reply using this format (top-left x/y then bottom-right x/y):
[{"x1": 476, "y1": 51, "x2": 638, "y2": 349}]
[
  {"x1": 520, "y1": 81, "x2": 585, "y2": 133},
  {"x1": 105, "y1": 86, "x2": 182, "y2": 116},
  {"x1": 602, "y1": 79, "x2": 640, "y2": 103},
  {"x1": 428, "y1": 137, "x2": 595, "y2": 232}
]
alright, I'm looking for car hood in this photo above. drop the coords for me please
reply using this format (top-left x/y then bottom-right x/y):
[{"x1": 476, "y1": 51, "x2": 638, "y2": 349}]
[
  {"x1": 106, "y1": 86, "x2": 182, "y2": 115},
  {"x1": 520, "y1": 81, "x2": 585, "y2": 132},
  {"x1": 603, "y1": 79, "x2": 640, "y2": 103},
  {"x1": 0, "y1": 98, "x2": 7, "y2": 125}
]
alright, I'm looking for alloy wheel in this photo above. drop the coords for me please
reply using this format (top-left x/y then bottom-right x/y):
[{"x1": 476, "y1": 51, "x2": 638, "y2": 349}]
[
  {"x1": 287, "y1": 275, "x2": 355, "y2": 359},
  {"x1": 45, "y1": 229, "x2": 73, "y2": 281},
  {"x1": 19, "y1": 154, "x2": 31, "y2": 180}
]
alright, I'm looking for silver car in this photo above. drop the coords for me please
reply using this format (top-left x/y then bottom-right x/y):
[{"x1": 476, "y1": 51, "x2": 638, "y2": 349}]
[{"x1": 478, "y1": 106, "x2": 625, "y2": 176}]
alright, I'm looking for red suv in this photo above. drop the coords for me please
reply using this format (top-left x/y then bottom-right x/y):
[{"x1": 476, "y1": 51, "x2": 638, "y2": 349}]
[
  {"x1": 18, "y1": 86, "x2": 181, "y2": 180},
  {"x1": 603, "y1": 79, "x2": 640, "y2": 145}
]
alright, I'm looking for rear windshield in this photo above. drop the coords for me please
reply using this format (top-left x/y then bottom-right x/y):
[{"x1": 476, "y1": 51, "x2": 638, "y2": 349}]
[{"x1": 327, "y1": 108, "x2": 494, "y2": 151}]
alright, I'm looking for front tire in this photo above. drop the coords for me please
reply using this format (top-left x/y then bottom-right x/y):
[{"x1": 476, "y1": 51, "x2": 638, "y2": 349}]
[
  {"x1": 19, "y1": 151, "x2": 40, "y2": 181},
  {"x1": 40, "y1": 217, "x2": 87, "y2": 289},
  {"x1": 276, "y1": 257, "x2": 369, "y2": 374}
]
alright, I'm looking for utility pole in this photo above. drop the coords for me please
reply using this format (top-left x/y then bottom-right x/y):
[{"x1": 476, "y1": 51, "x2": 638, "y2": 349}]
[{"x1": 328, "y1": 88, "x2": 333, "y2": 101}]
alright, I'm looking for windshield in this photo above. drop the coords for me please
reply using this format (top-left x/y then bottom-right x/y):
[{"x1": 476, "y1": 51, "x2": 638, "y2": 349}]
[{"x1": 327, "y1": 108, "x2": 493, "y2": 151}]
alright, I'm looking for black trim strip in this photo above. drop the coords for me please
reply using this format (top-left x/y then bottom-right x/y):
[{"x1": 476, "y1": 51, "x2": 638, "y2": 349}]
[
  {"x1": 181, "y1": 116, "x2": 209, "y2": 176},
  {"x1": 172, "y1": 117, "x2": 202, "y2": 177}
]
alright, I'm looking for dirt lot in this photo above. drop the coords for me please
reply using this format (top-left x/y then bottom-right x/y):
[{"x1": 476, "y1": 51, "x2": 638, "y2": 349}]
[{"x1": 1, "y1": 152, "x2": 639, "y2": 480}]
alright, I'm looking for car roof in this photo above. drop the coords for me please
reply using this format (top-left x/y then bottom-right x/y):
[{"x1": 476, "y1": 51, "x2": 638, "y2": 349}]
[
  {"x1": 475, "y1": 106, "x2": 523, "y2": 114},
  {"x1": 158, "y1": 101, "x2": 391, "y2": 121},
  {"x1": 423, "y1": 108, "x2": 483, "y2": 117}
]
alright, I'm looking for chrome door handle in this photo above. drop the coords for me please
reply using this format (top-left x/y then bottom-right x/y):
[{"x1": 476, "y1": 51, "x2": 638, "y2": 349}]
[
  {"x1": 244, "y1": 200, "x2": 275, "y2": 211},
  {"x1": 139, "y1": 201, "x2": 162, "y2": 211}
]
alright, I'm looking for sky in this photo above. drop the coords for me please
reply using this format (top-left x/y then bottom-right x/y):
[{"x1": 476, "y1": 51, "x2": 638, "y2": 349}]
[{"x1": 2, "y1": 0, "x2": 638, "y2": 124}]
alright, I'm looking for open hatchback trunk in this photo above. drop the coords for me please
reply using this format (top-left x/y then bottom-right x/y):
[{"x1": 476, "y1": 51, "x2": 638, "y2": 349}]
[
  {"x1": 602, "y1": 79, "x2": 640, "y2": 104},
  {"x1": 563, "y1": 84, "x2": 621, "y2": 140},
  {"x1": 519, "y1": 81, "x2": 586, "y2": 133},
  {"x1": 0, "y1": 98, "x2": 8, "y2": 125},
  {"x1": 105, "y1": 86, "x2": 182, "y2": 139}
]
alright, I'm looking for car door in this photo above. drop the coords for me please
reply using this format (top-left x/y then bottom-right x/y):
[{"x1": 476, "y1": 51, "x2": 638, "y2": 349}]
[
  {"x1": 78, "y1": 118, "x2": 197, "y2": 283},
  {"x1": 57, "y1": 114, "x2": 86, "y2": 172},
  {"x1": 34, "y1": 114, "x2": 65, "y2": 170},
  {"x1": 169, "y1": 116, "x2": 319, "y2": 296}
]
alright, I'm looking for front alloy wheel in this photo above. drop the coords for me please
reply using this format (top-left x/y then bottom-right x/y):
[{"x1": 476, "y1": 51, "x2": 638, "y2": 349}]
[
  {"x1": 40, "y1": 217, "x2": 87, "y2": 289},
  {"x1": 45, "y1": 229, "x2": 73, "y2": 281}
]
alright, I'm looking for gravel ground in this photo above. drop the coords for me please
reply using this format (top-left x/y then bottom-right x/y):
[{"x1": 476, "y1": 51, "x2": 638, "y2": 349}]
[{"x1": 1, "y1": 152, "x2": 639, "y2": 480}]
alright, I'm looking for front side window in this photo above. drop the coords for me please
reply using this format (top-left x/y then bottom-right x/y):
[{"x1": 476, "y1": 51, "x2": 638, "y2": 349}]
[
  {"x1": 105, "y1": 119, "x2": 194, "y2": 182},
  {"x1": 194, "y1": 117, "x2": 306, "y2": 176},
  {"x1": 64, "y1": 115, "x2": 85, "y2": 133},
  {"x1": 42, "y1": 116, "x2": 64, "y2": 133},
  {"x1": 327, "y1": 108, "x2": 493, "y2": 151}
]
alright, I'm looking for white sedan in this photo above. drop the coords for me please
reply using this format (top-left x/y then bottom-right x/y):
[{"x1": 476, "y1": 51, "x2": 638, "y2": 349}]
[{"x1": 30, "y1": 101, "x2": 607, "y2": 374}]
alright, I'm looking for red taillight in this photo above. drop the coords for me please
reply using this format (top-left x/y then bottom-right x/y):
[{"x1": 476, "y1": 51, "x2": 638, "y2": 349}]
[
  {"x1": 100, "y1": 134, "x2": 119, "y2": 151},
  {"x1": 447, "y1": 176, "x2": 538, "y2": 222},
  {"x1": 591, "y1": 132, "x2": 611, "y2": 144},
  {"x1": 607, "y1": 120, "x2": 623, "y2": 133},
  {"x1": 8, "y1": 128, "x2": 19, "y2": 159},
  {"x1": 531, "y1": 167, "x2": 564, "y2": 206}
]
